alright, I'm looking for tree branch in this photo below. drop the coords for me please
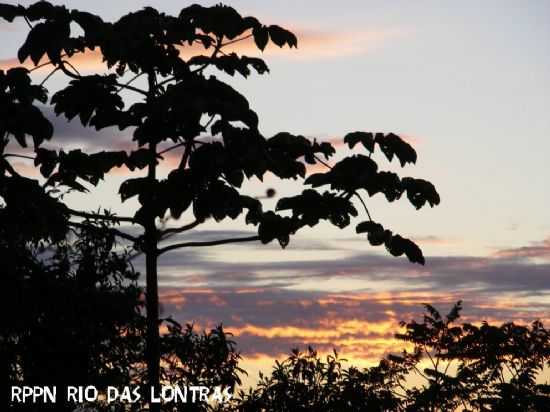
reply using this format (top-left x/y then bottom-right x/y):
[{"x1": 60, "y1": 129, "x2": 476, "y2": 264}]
[
  {"x1": 3, "y1": 153, "x2": 35, "y2": 160},
  {"x1": 68, "y1": 208, "x2": 137, "y2": 224},
  {"x1": 178, "y1": 140, "x2": 193, "y2": 169},
  {"x1": 354, "y1": 192, "x2": 373, "y2": 221},
  {"x1": 313, "y1": 154, "x2": 332, "y2": 170},
  {"x1": 29, "y1": 55, "x2": 67, "y2": 72},
  {"x1": 68, "y1": 221, "x2": 138, "y2": 243},
  {"x1": 1, "y1": 158, "x2": 21, "y2": 177},
  {"x1": 40, "y1": 66, "x2": 60, "y2": 86},
  {"x1": 117, "y1": 71, "x2": 145, "y2": 92},
  {"x1": 59, "y1": 61, "x2": 148, "y2": 96},
  {"x1": 158, "y1": 141, "x2": 185, "y2": 156},
  {"x1": 160, "y1": 220, "x2": 202, "y2": 239},
  {"x1": 220, "y1": 33, "x2": 253, "y2": 48},
  {"x1": 158, "y1": 235, "x2": 260, "y2": 255},
  {"x1": 23, "y1": 16, "x2": 33, "y2": 30}
]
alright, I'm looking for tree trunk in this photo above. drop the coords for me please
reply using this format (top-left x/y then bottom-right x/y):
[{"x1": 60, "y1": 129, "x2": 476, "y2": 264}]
[
  {"x1": 145, "y1": 111, "x2": 160, "y2": 411},
  {"x1": 145, "y1": 244, "x2": 160, "y2": 412}
]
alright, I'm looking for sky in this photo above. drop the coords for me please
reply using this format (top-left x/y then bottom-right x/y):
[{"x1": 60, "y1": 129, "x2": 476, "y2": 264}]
[{"x1": 2, "y1": 0, "x2": 550, "y2": 381}]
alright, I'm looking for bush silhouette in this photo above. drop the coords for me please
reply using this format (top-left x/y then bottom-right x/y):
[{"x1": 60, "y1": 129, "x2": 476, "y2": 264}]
[{"x1": 231, "y1": 302, "x2": 550, "y2": 412}]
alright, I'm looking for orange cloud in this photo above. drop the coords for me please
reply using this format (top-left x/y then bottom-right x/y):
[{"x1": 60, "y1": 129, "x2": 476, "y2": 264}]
[{"x1": 0, "y1": 27, "x2": 405, "y2": 73}]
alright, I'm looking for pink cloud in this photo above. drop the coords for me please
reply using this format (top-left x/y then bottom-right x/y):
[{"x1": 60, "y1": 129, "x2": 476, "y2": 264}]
[
  {"x1": 494, "y1": 237, "x2": 550, "y2": 260},
  {"x1": 0, "y1": 26, "x2": 406, "y2": 74}
]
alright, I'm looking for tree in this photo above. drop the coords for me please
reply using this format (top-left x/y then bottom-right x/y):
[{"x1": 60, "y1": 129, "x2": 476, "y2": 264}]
[
  {"x1": 1, "y1": 217, "x2": 244, "y2": 412},
  {"x1": 0, "y1": 2, "x2": 440, "y2": 410},
  {"x1": 231, "y1": 303, "x2": 550, "y2": 412},
  {"x1": 1, "y1": 221, "x2": 144, "y2": 411}
]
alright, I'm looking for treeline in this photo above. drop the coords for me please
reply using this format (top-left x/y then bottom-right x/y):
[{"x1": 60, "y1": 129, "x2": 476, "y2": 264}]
[{"x1": 2, "y1": 227, "x2": 549, "y2": 411}]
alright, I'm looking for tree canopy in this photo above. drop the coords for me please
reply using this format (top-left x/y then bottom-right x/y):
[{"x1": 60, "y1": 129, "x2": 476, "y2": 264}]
[{"x1": 231, "y1": 303, "x2": 550, "y2": 412}]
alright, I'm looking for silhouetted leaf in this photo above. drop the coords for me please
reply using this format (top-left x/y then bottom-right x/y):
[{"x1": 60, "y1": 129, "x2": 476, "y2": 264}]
[
  {"x1": 0, "y1": 3, "x2": 24, "y2": 22},
  {"x1": 268, "y1": 25, "x2": 298, "y2": 48},
  {"x1": 253, "y1": 25, "x2": 269, "y2": 51},
  {"x1": 402, "y1": 177, "x2": 440, "y2": 209},
  {"x1": 276, "y1": 189, "x2": 357, "y2": 228},
  {"x1": 375, "y1": 132, "x2": 417, "y2": 166},
  {"x1": 344, "y1": 131, "x2": 375, "y2": 152}
]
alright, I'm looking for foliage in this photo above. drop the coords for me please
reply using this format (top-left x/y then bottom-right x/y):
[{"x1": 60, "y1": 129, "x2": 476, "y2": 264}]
[
  {"x1": 1, "y1": 220, "x2": 244, "y2": 412},
  {"x1": 231, "y1": 303, "x2": 550, "y2": 412},
  {"x1": 1, "y1": 222, "x2": 143, "y2": 411},
  {"x1": 0, "y1": 2, "x2": 440, "y2": 409},
  {"x1": 0, "y1": 1, "x2": 439, "y2": 260}
]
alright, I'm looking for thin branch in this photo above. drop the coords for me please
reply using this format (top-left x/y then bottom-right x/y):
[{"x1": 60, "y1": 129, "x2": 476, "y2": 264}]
[
  {"x1": 156, "y1": 76, "x2": 176, "y2": 89},
  {"x1": 412, "y1": 365, "x2": 429, "y2": 381},
  {"x1": 117, "y1": 71, "x2": 145, "y2": 91},
  {"x1": 3, "y1": 153, "x2": 35, "y2": 160},
  {"x1": 158, "y1": 235, "x2": 260, "y2": 255},
  {"x1": 59, "y1": 61, "x2": 80, "y2": 79},
  {"x1": 29, "y1": 54, "x2": 68, "y2": 72},
  {"x1": 40, "y1": 67, "x2": 60, "y2": 86},
  {"x1": 313, "y1": 154, "x2": 332, "y2": 170},
  {"x1": 220, "y1": 33, "x2": 253, "y2": 48},
  {"x1": 68, "y1": 221, "x2": 138, "y2": 243},
  {"x1": 192, "y1": 35, "x2": 222, "y2": 74},
  {"x1": 1, "y1": 158, "x2": 21, "y2": 177},
  {"x1": 178, "y1": 140, "x2": 193, "y2": 169},
  {"x1": 115, "y1": 81, "x2": 148, "y2": 96},
  {"x1": 62, "y1": 60, "x2": 81, "y2": 77},
  {"x1": 389, "y1": 389, "x2": 407, "y2": 399},
  {"x1": 202, "y1": 114, "x2": 217, "y2": 130},
  {"x1": 68, "y1": 208, "x2": 137, "y2": 224},
  {"x1": 158, "y1": 142, "x2": 186, "y2": 156},
  {"x1": 59, "y1": 61, "x2": 148, "y2": 96},
  {"x1": 23, "y1": 16, "x2": 33, "y2": 30},
  {"x1": 443, "y1": 359, "x2": 452, "y2": 376},
  {"x1": 424, "y1": 347, "x2": 437, "y2": 376},
  {"x1": 354, "y1": 192, "x2": 373, "y2": 221},
  {"x1": 160, "y1": 220, "x2": 202, "y2": 239}
]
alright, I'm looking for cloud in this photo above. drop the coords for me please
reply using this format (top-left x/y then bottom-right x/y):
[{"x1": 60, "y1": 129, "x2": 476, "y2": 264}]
[
  {"x1": 0, "y1": 26, "x2": 406, "y2": 73},
  {"x1": 493, "y1": 237, "x2": 550, "y2": 260},
  {"x1": 158, "y1": 284, "x2": 550, "y2": 361},
  {"x1": 135, "y1": 232, "x2": 550, "y2": 361},
  {"x1": 153, "y1": 231, "x2": 550, "y2": 297}
]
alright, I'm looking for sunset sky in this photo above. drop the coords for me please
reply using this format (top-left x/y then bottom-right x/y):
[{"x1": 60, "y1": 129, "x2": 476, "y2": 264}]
[{"x1": 2, "y1": 0, "x2": 550, "y2": 380}]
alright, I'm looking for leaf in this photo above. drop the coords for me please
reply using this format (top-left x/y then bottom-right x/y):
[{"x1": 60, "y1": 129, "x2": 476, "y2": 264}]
[
  {"x1": 0, "y1": 4, "x2": 24, "y2": 22},
  {"x1": 252, "y1": 25, "x2": 269, "y2": 51},
  {"x1": 51, "y1": 74, "x2": 124, "y2": 127},
  {"x1": 305, "y1": 155, "x2": 377, "y2": 194},
  {"x1": 258, "y1": 211, "x2": 300, "y2": 248},
  {"x1": 401, "y1": 177, "x2": 440, "y2": 209},
  {"x1": 119, "y1": 177, "x2": 149, "y2": 202},
  {"x1": 268, "y1": 25, "x2": 297, "y2": 48},
  {"x1": 385, "y1": 234, "x2": 425, "y2": 265},
  {"x1": 344, "y1": 131, "x2": 375, "y2": 152},
  {"x1": 375, "y1": 133, "x2": 417, "y2": 167},
  {"x1": 0, "y1": 174, "x2": 68, "y2": 242},
  {"x1": 356, "y1": 221, "x2": 425, "y2": 264},
  {"x1": 34, "y1": 148, "x2": 58, "y2": 177},
  {"x1": 126, "y1": 148, "x2": 154, "y2": 170},
  {"x1": 356, "y1": 220, "x2": 390, "y2": 246},
  {"x1": 276, "y1": 190, "x2": 357, "y2": 228}
]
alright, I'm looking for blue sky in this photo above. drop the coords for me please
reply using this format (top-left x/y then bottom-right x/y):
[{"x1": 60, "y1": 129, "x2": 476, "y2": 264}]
[{"x1": 2, "y1": 0, "x2": 550, "y2": 371}]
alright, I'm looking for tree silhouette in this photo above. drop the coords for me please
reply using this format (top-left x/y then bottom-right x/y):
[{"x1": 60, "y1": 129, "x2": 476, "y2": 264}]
[
  {"x1": 231, "y1": 303, "x2": 550, "y2": 412},
  {"x1": 1, "y1": 218, "x2": 245, "y2": 412},
  {"x1": 0, "y1": 2, "x2": 440, "y2": 410},
  {"x1": 1, "y1": 221, "x2": 144, "y2": 411}
]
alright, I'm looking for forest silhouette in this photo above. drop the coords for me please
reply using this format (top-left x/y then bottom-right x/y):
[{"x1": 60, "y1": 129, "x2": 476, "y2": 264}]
[{"x1": 1, "y1": 2, "x2": 549, "y2": 411}]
